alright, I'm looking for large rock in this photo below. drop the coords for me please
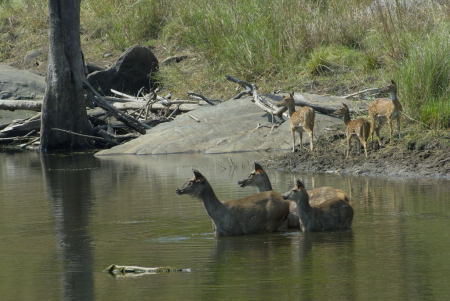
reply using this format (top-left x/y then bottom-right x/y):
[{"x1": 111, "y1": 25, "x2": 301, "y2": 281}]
[
  {"x1": 87, "y1": 45, "x2": 158, "y2": 96},
  {"x1": 0, "y1": 64, "x2": 46, "y2": 99},
  {"x1": 95, "y1": 94, "x2": 362, "y2": 156}
]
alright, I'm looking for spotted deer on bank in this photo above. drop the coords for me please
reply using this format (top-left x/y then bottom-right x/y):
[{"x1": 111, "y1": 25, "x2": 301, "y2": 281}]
[
  {"x1": 176, "y1": 170, "x2": 290, "y2": 236},
  {"x1": 283, "y1": 180, "x2": 353, "y2": 232},
  {"x1": 278, "y1": 92, "x2": 315, "y2": 152},
  {"x1": 368, "y1": 80, "x2": 403, "y2": 145},
  {"x1": 238, "y1": 162, "x2": 350, "y2": 229},
  {"x1": 334, "y1": 103, "x2": 371, "y2": 158}
]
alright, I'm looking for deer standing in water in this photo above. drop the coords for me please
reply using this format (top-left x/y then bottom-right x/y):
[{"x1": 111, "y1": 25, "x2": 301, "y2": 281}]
[
  {"x1": 238, "y1": 162, "x2": 350, "y2": 229},
  {"x1": 278, "y1": 92, "x2": 315, "y2": 152},
  {"x1": 283, "y1": 180, "x2": 353, "y2": 232},
  {"x1": 176, "y1": 170, "x2": 290, "y2": 237},
  {"x1": 368, "y1": 80, "x2": 403, "y2": 145},
  {"x1": 334, "y1": 103, "x2": 371, "y2": 158}
]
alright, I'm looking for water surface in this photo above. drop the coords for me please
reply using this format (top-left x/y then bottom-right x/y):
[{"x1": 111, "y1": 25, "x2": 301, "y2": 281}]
[{"x1": 0, "y1": 152, "x2": 449, "y2": 300}]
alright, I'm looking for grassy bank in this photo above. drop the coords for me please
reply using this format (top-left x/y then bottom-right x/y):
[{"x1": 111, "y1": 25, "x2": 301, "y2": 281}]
[{"x1": 0, "y1": 0, "x2": 449, "y2": 128}]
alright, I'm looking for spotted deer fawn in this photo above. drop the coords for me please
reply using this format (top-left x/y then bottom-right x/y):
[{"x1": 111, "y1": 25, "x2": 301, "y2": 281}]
[
  {"x1": 176, "y1": 169, "x2": 290, "y2": 236},
  {"x1": 279, "y1": 92, "x2": 315, "y2": 152},
  {"x1": 334, "y1": 103, "x2": 371, "y2": 158},
  {"x1": 238, "y1": 162, "x2": 350, "y2": 229},
  {"x1": 368, "y1": 80, "x2": 403, "y2": 145},
  {"x1": 283, "y1": 180, "x2": 353, "y2": 232}
]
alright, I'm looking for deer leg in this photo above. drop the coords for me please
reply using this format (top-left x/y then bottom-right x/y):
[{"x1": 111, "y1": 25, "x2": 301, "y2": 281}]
[
  {"x1": 397, "y1": 117, "x2": 401, "y2": 139},
  {"x1": 389, "y1": 118, "x2": 393, "y2": 142},
  {"x1": 346, "y1": 134, "x2": 351, "y2": 159},
  {"x1": 360, "y1": 137, "x2": 368, "y2": 158},
  {"x1": 291, "y1": 129, "x2": 296, "y2": 152},
  {"x1": 299, "y1": 128, "x2": 307, "y2": 150},
  {"x1": 357, "y1": 135, "x2": 361, "y2": 154},
  {"x1": 309, "y1": 129, "x2": 314, "y2": 151}
]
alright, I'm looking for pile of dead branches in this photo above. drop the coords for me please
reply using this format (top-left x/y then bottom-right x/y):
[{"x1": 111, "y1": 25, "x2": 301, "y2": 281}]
[{"x1": 0, "y1": 81, "x2": 219, "y2": 151}]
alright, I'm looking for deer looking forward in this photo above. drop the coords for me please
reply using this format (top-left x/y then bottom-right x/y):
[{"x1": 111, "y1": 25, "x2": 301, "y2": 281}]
[
  {"x1": 238, "y1": 162, "x2": 350, "y2": 229},
  {"x1": 283, "y1": 180, "x2": 353, "y2": 232},
  {"x1": 278, "y1": 92, "x2": 315, "y2": 152},
  {"x1": 368, "y1": 80, "x2": 403, "y2": 145},
  {"x1": 334, "y1": 103, "x2": 371, "y2": 158},
  {"x1": 176, "y1": 170, "x2": 290, "y2": 237}
]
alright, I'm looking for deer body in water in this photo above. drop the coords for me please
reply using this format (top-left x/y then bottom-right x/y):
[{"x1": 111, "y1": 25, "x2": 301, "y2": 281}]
[
  {"x1": 368, "y1": 80, "x2": 403, "y2": 145},
  {"x1": 334, "y1": 103, "x2": 371, "y2": 158},
  {"x1": 176, "y1": 170, "x2": 290, "y2": 237},
  {"x1": 279, "y1": 92, "x2": 315, "y2": 152},
  {"x1": 238, "y1": 162, "x2": 350, "y2": 230},
  {"x1": 283, "y1": 180, "x2": 353, "y2": 232}
]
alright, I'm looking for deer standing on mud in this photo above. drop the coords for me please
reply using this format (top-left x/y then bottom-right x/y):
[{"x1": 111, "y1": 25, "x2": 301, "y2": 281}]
[
  {"x1": 176, "y1": 169, "x2": 290, "y2": 237},
  {"x1": 279, "y1": 92, "x2": 315, "y2": 152},
  {"x1": 334, "y1": 103, "x2": 371, "y2": 158},
  {"x1": 283, "y1": 180, "x2": 353, "y2": 232},
  {"x1": 238, "y1": 162, "x2": 350, "y2": 229},
  {"x1": 368, "y1": 80, "x2": 403, "y2": 145}
]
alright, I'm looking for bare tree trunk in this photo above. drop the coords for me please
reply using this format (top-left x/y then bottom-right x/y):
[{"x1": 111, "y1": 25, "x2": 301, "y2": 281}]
[{"x1": 40, "y1": 0, "x2": 93, "y2": 152}]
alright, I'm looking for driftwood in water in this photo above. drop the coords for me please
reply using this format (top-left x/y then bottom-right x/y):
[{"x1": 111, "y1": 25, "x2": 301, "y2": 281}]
[{"x1": 105, "y1": 264, "x2": 191, "y2": 277}]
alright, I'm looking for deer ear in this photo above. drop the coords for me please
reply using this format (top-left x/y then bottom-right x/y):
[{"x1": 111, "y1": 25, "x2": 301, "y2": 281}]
[
  {"x1": 290, "y1": 92, "x2": 295, "y2": 98},
  {"x1": 254, "y1": 162, "x2": 264, "y2": 173},
  {"x1": 192, "y1": 169, "x2": 205, "y2": 181},
  {"x1": 296, "y1": 180, "x2": 305, "y2": 189}
]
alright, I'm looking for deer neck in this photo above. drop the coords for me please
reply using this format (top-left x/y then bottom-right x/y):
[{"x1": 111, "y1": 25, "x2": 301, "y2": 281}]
[
  {"x1": 342, "y1": 109, "x2": 351, "y2": 126},
  {"x1": 390, "y1": 90, "x2": 398, "y2": 101},
  {"x1": 197, "y1": 182, "x2": 231, "y2": 228},
  {"x1": 296, "y1": 190, "x2": 312, "y2": 216},
  {"x1": 287, "y1": 103, "x2": 296, "y2": 117},
  {"x1": 256, "y1": 173, "x2": 272, "y2": 192}
]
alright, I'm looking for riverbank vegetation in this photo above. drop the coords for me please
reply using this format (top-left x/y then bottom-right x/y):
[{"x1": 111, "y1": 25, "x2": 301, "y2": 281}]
[{"x1": 0, "y1": 0, "x2": 449, "y2": 129}]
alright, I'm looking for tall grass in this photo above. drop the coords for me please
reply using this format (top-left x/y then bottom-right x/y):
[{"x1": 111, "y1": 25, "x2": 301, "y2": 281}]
[
  {"x1": 396, "y1": 26, "x2": 450, "y2": 128},
  {"x1": 0, "y1": 0, "x2": 449, "y2": 128}
]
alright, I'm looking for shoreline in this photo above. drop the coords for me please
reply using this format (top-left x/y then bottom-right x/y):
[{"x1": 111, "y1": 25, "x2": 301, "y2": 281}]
[{"x1": 262, "y1": 133, "x2": 450, "y2": 180}]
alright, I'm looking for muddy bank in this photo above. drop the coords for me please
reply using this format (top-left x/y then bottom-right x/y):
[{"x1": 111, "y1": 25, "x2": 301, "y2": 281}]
[{"x1": 263, "y1": 132, "x2": 450, "y2": 179}]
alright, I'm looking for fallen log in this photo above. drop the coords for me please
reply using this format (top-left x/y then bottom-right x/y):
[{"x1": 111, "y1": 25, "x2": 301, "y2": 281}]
[
  {"x1": 226, "y1": 76, "x2": 287, "y2": 121},
  {"x1": 112, "y1": 101, "x2": 201, "y2": 112},
  {"x1": 0, "y1": 99, "x2": 42, "y2": 112},
  {"x1": 0, "y1": 118, "x2": 40, "y2": 138}
]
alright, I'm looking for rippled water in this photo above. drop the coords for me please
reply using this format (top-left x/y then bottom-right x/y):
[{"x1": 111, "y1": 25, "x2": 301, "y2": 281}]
[{"x1": 0, "y1": 152, "x2": 449, "y2": 301}]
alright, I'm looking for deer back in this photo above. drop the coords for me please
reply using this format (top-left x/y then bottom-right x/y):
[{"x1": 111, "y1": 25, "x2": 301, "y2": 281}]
[
  {"x1": 347, "y1": 118, "x2": 371, "y2": 139},
  {"x1": 291, "y1": 106, "x2": 315, "y2": 130},
  {"x1": 308, "y1": 186, "x2": 350, "y2": 206},
  {"x1": 225, "y1": 191, "x2": 290, "y2": 232}
]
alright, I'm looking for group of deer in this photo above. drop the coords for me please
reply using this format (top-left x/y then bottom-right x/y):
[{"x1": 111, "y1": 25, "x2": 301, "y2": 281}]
[
  {"x1": 280, "y1": 80, "x2": 402, "y2": 158},
  {"x1": 176, "y1": 162, "x2": 353, "y2": 237}
]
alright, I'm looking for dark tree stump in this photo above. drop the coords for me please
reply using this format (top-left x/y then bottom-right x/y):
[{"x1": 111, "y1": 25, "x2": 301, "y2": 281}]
[{"x1": 40, "y1": 0, "x2": 93, "y2": 152}]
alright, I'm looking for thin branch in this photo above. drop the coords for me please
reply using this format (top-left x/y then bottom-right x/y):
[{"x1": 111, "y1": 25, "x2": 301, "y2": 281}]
[{"x1": 51, "y1": 128, "x2": 107, "y2": 141}]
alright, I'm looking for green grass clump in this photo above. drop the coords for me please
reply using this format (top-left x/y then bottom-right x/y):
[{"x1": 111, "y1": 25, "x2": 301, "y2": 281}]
[
  {"x1": 305, "y1": 45, "x2": 372, "y2": 75},
  {"x1": 396, "y1": 26, "x2": 450, "y2": 129}
]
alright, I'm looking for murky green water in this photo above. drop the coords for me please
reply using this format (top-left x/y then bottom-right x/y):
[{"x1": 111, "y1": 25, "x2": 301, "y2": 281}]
[{"x1": 0, "y1": 152, "x2": 449, "y2": 301}]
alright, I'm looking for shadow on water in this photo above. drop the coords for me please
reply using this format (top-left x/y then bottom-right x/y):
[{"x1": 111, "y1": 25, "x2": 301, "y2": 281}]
[{"x1": 41, "y1": 154, "x2": 99, "y2": 301}]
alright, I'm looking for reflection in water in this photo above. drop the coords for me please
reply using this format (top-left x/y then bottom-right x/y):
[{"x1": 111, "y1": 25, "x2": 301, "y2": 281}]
[{"x1": 41, "y1": 154, "x2": 98, "y2": 301}]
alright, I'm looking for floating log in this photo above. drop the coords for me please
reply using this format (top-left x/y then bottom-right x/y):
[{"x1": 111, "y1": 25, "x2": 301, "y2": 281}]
[{"x1": 105, "y1": 264, "x2": 191, "y2": 277}]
